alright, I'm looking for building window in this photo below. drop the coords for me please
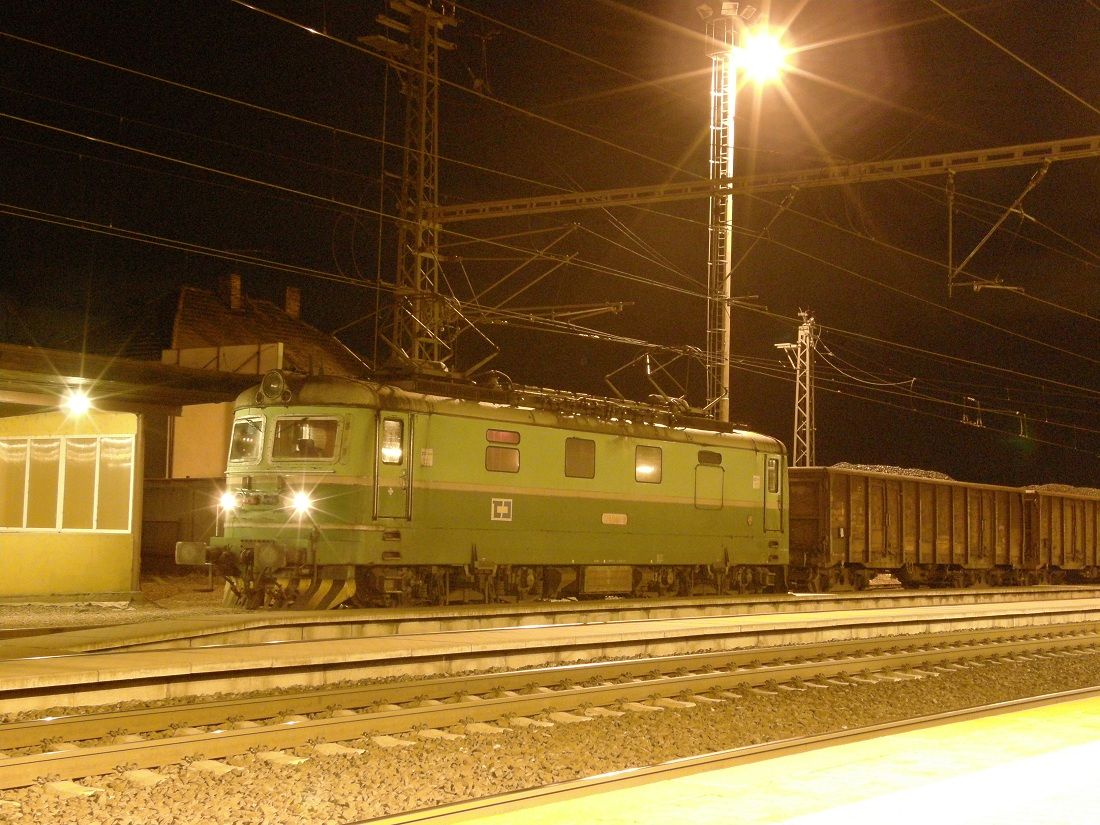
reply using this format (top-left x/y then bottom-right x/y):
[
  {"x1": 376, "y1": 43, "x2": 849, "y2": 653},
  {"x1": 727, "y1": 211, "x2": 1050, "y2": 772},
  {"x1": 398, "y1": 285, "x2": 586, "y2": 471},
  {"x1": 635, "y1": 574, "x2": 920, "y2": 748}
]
[
  {"x1": 767, "y1": 456, "x2": 780, "y2": 493},
  {"x1": 486, "y1": 445, "x2": 520, "y2": 473},
  {"x1": 0, "y1": 436, "x2": 133, "y2": 532},
  {"x1": 272, "y1": 417, "x2": 340, "y2": 460},
  {"x1": 26, "y1": 438, "x2": 60, "y2": 528},
  {"x1": 486, "y1": 429, "x2": 520, "y2": 444},
  {"x1": 0, "y1": 439, "x2": 27, "y2": 528},
  {"x1": 62, "y1": 438, "x2": 97, "y2": 529},
  {"x1": 698, "y1": 450, "x2": 722, "y2": 466},
  {"x1": 565, "y1": 437, "x2": 595, "y2": 478},
  {"x1": 635, "y1": 445, "x2": 662, "y2": 483}
]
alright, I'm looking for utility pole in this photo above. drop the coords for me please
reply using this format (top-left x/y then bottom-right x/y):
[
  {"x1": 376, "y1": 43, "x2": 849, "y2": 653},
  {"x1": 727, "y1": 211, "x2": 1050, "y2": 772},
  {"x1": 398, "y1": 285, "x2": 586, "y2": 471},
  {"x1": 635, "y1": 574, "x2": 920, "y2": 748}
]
[
  {"x1": 776, "y1": 312, "x2": 817, "y2": 466},
  {"x1": 361, "y1": 1, "x2": 456, "y2": 376}
]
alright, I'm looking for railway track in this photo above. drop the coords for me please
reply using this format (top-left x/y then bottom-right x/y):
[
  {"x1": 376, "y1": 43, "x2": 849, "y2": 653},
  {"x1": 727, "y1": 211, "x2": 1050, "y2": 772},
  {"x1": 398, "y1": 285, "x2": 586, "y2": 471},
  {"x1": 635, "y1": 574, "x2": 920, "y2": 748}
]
[
  {"x1": 3, "y1": 624, "x2": 1098, "y2": 793},
  {"x1": 5, "y1": 592, "x2": 1100, "y2": 718},
  {"x1": 8, "y1": 586, "x2": 1098, "y2": 656}
]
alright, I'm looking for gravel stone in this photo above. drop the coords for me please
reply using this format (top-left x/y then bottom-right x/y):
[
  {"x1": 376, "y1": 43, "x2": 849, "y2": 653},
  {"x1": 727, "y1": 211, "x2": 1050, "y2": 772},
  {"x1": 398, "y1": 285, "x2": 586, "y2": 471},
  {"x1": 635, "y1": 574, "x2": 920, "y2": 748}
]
[
  {"x1": 3, "y1": 654, "x2": 1098, "y2": 823},
  {"x1": 3, "y1": 573, "x2": 1099, "y2": 822}
]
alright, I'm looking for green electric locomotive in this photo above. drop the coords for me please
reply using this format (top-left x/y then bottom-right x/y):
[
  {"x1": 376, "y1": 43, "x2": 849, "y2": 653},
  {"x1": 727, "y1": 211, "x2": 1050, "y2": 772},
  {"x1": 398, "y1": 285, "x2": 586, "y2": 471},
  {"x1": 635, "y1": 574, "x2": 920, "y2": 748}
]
[{"x1": 176, "y1": 370, "x2": 790, "y2": 608}]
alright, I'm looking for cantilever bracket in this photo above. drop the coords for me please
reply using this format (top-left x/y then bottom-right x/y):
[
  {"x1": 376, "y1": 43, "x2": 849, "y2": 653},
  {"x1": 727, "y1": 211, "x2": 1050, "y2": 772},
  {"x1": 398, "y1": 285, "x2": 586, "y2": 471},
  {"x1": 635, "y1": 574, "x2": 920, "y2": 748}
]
[{"x1": 947, "y1": 160, "x2": 1051, "y2": 296}]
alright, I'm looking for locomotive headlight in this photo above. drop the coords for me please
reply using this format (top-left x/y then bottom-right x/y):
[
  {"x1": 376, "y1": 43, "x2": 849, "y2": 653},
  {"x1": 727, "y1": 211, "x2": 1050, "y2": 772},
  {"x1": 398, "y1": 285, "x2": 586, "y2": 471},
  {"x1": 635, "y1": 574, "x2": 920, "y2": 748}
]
[
  {"x1": 291, "y1": 490, "x2": 313, "y2": 515},
  {"x1": 219, "y1": 491, "x2": 240, "y2": 511}
]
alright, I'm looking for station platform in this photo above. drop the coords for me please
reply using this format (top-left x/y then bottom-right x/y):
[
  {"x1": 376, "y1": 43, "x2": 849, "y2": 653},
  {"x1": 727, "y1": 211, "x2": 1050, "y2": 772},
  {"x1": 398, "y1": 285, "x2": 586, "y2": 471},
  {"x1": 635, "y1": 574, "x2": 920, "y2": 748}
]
[
  {"x1": 462, "y1": 694, "x2": 1100, "y2": 824},
  {"x1": 2, "y1": 597, "x2": 1100, "y2": 714}
]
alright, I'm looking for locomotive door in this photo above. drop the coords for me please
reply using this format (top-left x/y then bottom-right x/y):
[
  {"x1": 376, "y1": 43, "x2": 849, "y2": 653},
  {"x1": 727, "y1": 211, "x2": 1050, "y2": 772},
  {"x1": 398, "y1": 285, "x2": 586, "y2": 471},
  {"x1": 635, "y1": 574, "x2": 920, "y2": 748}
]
[
  {"x1": 375, "y1": 412, "x2": 412, "y2": 519},
  {"x1": 764, "y1": 454, "x2": 783, "y2": 532}
]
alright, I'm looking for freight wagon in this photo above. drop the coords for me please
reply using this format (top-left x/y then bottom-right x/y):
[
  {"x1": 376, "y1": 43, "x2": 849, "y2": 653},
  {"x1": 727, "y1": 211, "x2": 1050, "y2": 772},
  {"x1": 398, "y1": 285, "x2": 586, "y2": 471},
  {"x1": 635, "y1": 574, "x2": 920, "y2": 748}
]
[{"x1": 788, "y1": 465, "x2": 1100, "y2": 590}]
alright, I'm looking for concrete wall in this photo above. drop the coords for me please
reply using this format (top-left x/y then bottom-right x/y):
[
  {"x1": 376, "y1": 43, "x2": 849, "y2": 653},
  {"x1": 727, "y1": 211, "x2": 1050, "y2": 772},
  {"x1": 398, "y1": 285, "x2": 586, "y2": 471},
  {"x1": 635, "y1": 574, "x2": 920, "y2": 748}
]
[{"x1": 0, "y1": 410, "x2": 141, "y2": 601}]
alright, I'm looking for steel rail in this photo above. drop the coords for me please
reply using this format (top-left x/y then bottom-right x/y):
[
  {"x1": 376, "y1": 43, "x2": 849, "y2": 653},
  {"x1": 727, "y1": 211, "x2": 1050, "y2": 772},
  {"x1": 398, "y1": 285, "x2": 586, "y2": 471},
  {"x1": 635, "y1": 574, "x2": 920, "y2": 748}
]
[
  {"x1": 4, "y1": 598, "x2": 1100, "y2": 718},
  {"x1": 2, "y1": 623, "x2": 1096, "y2": 749},
  {"x1": 9, "y1": 586, "x2": 1097, "y2": 657},
  {"x1": 1, "y1": 628, "x2": 1096, "y2": 791}
]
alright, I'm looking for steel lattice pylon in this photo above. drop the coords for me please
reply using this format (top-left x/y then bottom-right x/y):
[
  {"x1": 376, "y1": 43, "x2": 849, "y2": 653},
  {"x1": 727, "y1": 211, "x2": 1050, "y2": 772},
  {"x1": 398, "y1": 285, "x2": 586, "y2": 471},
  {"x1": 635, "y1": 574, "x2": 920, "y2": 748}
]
[
  {"x1": 791, "y1": 314, "x2": 817, "y2": 467},
  {"x1": 365, "y1": 1, "x2": 456, "y2": 374}
]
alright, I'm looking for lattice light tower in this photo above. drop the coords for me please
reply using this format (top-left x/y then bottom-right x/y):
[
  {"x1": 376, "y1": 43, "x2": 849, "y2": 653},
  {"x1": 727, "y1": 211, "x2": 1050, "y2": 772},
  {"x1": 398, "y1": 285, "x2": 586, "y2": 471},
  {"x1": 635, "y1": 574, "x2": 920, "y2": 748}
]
[
  {"x1": 362, "y1": 1, "x2": 456, "y2": 375},
  {"x1": 777, "y1": 312, "x2": 817, "y2": 467}
]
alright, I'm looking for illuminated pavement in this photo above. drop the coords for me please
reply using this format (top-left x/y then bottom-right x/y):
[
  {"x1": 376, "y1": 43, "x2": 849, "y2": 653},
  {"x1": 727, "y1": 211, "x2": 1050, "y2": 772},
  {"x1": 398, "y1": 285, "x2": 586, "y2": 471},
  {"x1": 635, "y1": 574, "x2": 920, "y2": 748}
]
[{"x1": 471, "y1": 695, "x2": 1100, "y2": 824}]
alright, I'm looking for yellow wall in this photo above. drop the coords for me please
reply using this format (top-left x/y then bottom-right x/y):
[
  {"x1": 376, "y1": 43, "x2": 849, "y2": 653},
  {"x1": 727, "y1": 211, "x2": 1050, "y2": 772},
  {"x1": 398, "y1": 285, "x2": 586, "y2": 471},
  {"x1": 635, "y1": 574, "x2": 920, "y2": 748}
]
[
  {"x1": 0, "y1": 410, "x2": 141, "y2": 601},
  {"x1": 171, "y1": 401, "x2": 233, "y2": 478}
]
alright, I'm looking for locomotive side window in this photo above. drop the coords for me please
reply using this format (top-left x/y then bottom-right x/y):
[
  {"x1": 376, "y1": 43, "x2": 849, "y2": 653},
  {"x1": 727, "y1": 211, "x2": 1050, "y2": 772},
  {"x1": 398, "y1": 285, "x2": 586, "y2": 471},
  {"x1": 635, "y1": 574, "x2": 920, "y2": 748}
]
[
  {"x1": 380, "y1": 418, "x2": 404, "y2": 464},
  {"x1": 486, "y1": 446, "x2": 520, "y2": 473},
  {"x1": 766, "y1": 456, "x2": 780, "y2": 493},
  {"x1": 228, "y1": 418, "x2": 263, "y2": 463},
  {"x1": 635, "y1": 445, "x2": 663, "y2": 483},
  {"x1": 698, "y1": 450, "x2": 722, "y2": 466},
  {"x1": 565, "y1": 437, "x2": 595, "y2": 478},
  {"x1": 272, "y1": 417, "x2": 339, "y2": 460},
  {"x1": 486, "y1": 429, "x2": 520, "y2": 444}
]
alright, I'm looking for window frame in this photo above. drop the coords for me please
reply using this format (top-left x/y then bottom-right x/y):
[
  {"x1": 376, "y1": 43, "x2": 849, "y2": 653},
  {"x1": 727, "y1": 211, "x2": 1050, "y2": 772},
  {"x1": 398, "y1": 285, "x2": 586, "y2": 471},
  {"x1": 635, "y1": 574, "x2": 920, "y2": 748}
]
[
  {"x1": 0, "y1": 434, "x2": 134, "y2": 533},
  {"x1": 270, "y1": 416, "x2": 341, "y2": 462},
  {"x1": 485, "y1": 445, "x2": 520, "y2": 473},
  {"x1": 564, "y1": 437, "x2": 596, "y2": 479},
  {"x1": 228, "y1": 416, "x2": 265, "y2": 464},
  {"x1": 766, "y1": 456, "x2": 781, "y2": 493},
  {"x1": 635, "y1": 445, "x2": 663, "y2": 484},
  {"x1": 380, "y1": 417, "x2": 405, "y2": 465}
]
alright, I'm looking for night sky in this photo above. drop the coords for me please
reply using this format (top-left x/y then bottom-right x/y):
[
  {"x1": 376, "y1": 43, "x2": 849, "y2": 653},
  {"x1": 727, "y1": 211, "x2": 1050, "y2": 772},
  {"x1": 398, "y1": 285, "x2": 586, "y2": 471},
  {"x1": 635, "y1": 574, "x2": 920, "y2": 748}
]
[{"x1": 1, "y1": 1, "x2": 1098, "y2": 486}]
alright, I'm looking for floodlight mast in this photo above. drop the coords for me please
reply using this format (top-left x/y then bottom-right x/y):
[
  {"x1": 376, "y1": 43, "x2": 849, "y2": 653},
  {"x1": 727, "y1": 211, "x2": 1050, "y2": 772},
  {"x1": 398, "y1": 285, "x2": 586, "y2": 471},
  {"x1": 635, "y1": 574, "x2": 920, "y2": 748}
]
[
  {"x1": 701, "y1": 4, "x2": 787, "y2": 422},
  {"x1": 703, "y1": 4, "x2": 741, "y2": 423}
]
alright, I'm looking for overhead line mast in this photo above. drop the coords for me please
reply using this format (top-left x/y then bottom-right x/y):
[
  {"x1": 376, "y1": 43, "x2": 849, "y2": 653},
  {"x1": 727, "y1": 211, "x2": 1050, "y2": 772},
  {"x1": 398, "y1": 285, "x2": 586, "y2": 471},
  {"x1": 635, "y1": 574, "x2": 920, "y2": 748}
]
[{"x1": 361, "y1": 1, "x2": 457, "y2": 377}]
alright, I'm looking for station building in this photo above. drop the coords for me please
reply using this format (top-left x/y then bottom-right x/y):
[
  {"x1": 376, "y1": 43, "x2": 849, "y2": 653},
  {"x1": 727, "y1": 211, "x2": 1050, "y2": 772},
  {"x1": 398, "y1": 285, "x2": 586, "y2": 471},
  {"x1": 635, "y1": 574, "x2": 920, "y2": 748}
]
[{"x1": 0, "y1": 275, "x2": 363, "y2": 602}]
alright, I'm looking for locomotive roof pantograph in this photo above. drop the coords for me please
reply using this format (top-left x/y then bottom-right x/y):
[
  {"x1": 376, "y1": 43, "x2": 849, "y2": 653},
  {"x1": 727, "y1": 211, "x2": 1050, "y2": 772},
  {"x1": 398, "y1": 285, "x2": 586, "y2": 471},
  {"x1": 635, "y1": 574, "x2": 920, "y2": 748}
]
[{"x1": 241, "y1": 369, "x2": 786, "y2": 455}]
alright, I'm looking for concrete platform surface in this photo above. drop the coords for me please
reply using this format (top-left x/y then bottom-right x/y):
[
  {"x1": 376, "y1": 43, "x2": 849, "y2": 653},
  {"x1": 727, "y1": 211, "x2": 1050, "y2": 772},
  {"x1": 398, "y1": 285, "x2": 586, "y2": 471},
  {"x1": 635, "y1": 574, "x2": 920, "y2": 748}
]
[{"x1": 468, "y1": 695, "x2": 1100, "y2": 824}]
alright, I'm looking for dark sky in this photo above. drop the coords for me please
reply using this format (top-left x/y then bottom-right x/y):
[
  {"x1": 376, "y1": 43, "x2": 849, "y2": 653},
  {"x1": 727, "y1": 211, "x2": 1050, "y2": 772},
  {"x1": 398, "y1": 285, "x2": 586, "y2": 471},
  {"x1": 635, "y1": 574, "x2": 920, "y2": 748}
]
[{"x1": 1, "y1": 0, "x2": 1098, "y2": 486}]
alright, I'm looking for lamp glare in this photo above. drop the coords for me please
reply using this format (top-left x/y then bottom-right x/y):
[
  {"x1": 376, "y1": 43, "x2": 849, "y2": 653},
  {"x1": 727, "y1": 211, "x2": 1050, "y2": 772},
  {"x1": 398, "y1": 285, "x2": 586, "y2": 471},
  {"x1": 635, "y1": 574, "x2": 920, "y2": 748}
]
[
  {"x1": 64, "y1": 390, "x2": 92, "y2": 416},
  {"x1": 737, "y1": 28, "x2": 787, "y2": 83},
  {"x1": 292, "y1": 491, "x2": 313, "y2": 515}
]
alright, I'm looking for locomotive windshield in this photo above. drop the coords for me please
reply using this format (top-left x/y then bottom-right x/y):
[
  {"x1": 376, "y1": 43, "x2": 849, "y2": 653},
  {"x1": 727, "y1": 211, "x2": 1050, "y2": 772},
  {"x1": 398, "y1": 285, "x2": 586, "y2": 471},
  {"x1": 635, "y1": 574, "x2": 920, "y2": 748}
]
[
  {"x1": 228, "y1": 417, "x2": 263, "y2": 463},
  {"x1": 272, "y1": 417, "x2": 339, "y2": 460}
]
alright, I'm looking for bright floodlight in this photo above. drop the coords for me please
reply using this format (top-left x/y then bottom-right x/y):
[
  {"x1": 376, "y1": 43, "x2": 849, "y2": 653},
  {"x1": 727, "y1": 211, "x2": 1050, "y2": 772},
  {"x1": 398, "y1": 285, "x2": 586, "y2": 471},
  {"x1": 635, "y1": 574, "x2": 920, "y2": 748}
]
[
  {"x1": 63, "y1": 389, "x2": 92, "y2": 416},
  {"x1": 737, "y1": 27, "x2": 787, "y2": 83},
  {"x1": 291, "y1": 490, "x2": 313, "y2": 515}
]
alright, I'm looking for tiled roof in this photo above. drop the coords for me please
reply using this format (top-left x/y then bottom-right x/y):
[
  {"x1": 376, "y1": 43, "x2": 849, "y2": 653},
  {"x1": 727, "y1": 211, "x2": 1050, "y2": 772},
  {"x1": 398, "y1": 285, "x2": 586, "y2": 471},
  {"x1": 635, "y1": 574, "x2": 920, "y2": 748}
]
[{"x1": 171, "y1": 286, "x2": 367, "y2": 377}]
